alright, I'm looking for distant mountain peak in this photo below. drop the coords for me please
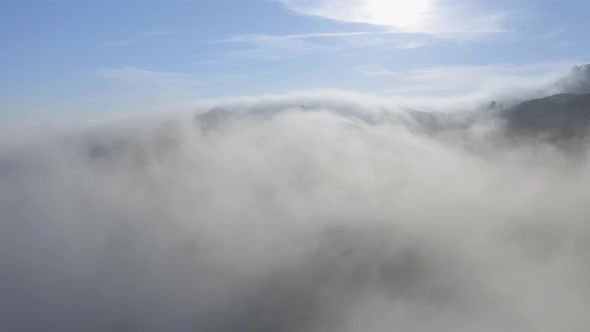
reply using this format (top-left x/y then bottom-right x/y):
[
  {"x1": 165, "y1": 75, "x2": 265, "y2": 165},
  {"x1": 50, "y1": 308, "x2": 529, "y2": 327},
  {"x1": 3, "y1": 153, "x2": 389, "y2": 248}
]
[
  {"x1": 555, "y1": 64, "x2": 590, "y2": 94},
  {"x1": 571, "y1": 64, "x2": 590, "y2": 74}
]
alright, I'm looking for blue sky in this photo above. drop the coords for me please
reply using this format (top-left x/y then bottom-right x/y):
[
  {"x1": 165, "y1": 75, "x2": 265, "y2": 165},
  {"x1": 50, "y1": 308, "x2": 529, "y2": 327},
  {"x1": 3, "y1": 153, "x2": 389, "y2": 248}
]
[{"x1": 2, "y1": 0, "x2": 590, "y2": 120}]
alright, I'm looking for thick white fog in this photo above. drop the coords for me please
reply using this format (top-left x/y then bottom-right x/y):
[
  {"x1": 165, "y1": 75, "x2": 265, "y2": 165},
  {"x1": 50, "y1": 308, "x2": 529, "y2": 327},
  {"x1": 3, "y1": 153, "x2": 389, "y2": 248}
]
[{"x1": 2, "y1": 91, "x2": 590, "y2": 331}]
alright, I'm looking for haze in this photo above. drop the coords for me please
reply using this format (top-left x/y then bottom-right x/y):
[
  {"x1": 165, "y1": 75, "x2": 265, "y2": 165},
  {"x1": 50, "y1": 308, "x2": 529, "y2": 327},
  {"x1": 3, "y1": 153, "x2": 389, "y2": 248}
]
[{"x1": 2, "y1": 1, "x2": 590, "y2": 331}]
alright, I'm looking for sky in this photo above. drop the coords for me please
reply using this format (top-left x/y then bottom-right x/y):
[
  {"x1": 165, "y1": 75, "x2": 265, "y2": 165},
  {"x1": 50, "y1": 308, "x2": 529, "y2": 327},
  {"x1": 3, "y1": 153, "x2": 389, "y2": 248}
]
[
  {"x1": 2, "y1": 0, "x2": 590, "y2": 121},
  {"x1": 6, "y1": 2, "x2": 590, "y2": 330}
]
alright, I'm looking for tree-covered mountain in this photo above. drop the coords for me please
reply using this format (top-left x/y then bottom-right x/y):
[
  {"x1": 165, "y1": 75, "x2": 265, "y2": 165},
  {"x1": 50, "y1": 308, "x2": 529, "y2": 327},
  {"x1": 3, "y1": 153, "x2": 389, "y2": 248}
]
[{"x1": 500, "y1": 65, "x2": 590, "y2": 139}]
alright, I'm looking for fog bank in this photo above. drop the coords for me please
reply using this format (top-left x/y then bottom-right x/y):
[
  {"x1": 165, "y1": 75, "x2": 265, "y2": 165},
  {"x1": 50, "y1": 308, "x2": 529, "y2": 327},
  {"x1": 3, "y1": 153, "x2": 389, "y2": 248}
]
[{"x1": 2, "y1": 92, "x2": 590, "y2": 331}]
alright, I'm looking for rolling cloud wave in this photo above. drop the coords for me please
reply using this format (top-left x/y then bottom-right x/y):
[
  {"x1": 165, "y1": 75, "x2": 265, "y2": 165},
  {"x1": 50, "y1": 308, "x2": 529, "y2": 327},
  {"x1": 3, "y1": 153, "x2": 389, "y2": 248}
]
[{"x1": 2, "y1": 88, "x2": 590, "y2": 331}]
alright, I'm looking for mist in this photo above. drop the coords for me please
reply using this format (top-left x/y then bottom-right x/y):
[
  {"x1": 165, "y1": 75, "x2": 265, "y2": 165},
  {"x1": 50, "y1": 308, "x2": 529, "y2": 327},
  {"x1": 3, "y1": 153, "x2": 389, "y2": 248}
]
[{"x1": 2, "y1": 91, "x2": 590, "y2": 332}]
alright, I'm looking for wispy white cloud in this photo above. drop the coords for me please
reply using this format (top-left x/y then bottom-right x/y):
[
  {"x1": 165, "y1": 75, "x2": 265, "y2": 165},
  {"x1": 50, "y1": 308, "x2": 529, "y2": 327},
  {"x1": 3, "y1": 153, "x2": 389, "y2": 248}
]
[
  {"x1": 193, "y1": 59, "x2": 223, "y2": 65},
  {"x1": 277, "y1": 0, "x2": 508, "y2": 40},
  {"x1": 91, "y1": 67, "x2": 206, "y2": 111},
  {"x1": 102, "y1": 29, "x2": 181, "y2": 48},
  {"x1": 215, "y1": 30, "x2": 432, "y2": 60},
  {"x1": 541, "y1": 29, "x2": 566, "y2": 39},
  {"x1": 535, "y1": 27, "x2": 568, "y2": 40},
  {"x1": 226, "y1": 38, "x2": 336, "y2": 60},
  {"x1": 216, "y1": 31, "x2": 381, "y2": 43},
  {"x1": 394, "y1": 39, "x2": 431, "y2": 49},
  {"x1": 528, "y1": 27, "x2": 571, "y2": 49},
  {"x1": 356, "y1": 61, "x2": 579, "y2": 104},
  {"x1": 555, "y1": 41, "x2": 571, "y2": 48},
  {"x1": 355, "y1": 64, "x2": 397, "y2": 77},
  {"x1": 210, "y1": 33, "x2": 342, "y2": 60},
  {"x1": 103, "y1": 38, "x2": 142, "y2": 47},
  {"x1": 141, "y1": 29, "x2": 182, "y2": 37},
  {"x1": 94, "y1": 66, "x2": 196, "y2": 85}
]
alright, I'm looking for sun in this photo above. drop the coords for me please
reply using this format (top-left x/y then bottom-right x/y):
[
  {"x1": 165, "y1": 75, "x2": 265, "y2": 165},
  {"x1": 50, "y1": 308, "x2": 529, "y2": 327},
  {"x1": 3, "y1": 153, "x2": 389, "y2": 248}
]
[{"x1": 360, "y1": 0, "x2": 433, "y2": 31}]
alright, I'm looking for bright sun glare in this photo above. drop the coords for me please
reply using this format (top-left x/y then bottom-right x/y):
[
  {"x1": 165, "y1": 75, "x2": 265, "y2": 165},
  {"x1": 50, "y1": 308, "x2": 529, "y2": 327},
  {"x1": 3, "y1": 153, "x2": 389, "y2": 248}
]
[{"x1": 361, "y1": 0, "x2": 433, "y2": 31}]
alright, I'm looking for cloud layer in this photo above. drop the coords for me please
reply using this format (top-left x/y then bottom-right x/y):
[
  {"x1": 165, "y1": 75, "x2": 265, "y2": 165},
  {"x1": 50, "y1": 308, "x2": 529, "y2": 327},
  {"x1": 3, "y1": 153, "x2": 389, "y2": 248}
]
[
  {"x1": 278, "y1": 0, "x2": 507, "y2": 39},
  {"x1": 2, "y1": 88, "x2": 590, "y2": 331}
]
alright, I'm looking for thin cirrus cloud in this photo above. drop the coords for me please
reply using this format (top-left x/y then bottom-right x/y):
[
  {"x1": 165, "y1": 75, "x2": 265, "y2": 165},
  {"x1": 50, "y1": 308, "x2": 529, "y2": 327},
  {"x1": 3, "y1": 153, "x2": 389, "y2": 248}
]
[
  {"x1": 216, "y1": 31, "x2": 380, "y2": 43},
  {"x1": 216, "y1": 31, "x2": 431, "y2": 47},
  {"x1": 214, "y1": 31, "x2": 433, "y2": 60},
  {"x1": 277, "y1": 0, "x2": 508, "y2": 40},
  {"x1": 102, "y1": 29, "x2": 181, "y2": 48},
  {"x1": 87, "y1": 66, "x2": 206, "y2": 113},
  {"x1": 94, "y1": 66, "x2": 196, "y2": 85},
  {"x1": 356, "y1": 61, "x2": 578, "y2": 100},
  {"x1": 213, "y1": 32, "x2": 370, "y2": 59},
  {"x1": 93, "y1": 66, "x2": 204, "y2": 98},
  {"x1": 213, "y1": 0, "x2": 512, "y2": 61}
]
